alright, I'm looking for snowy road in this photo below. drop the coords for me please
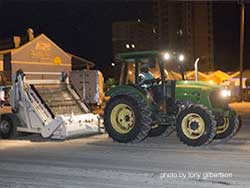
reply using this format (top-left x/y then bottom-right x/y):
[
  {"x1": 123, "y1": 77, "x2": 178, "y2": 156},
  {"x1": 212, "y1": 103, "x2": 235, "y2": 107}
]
[{"x1": 0, "y1": 105, "x2": 250, "y2": 187}]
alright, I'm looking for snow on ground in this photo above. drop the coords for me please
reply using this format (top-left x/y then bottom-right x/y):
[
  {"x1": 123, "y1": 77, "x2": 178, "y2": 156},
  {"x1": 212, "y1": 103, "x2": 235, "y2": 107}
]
[
  {"x1": 230, "y1": 102, "x2": 250, "y2": 115},
  {"x1": 2, "y1": 130, "x2": 250, "y2": 188},
  {"x1": 0, "y1": 104, "x2": 250, "y2": 187}
]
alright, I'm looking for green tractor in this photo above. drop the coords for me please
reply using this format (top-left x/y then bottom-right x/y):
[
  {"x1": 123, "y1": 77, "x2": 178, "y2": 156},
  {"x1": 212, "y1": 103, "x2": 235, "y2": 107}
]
[{"x1": 104, "y1": 51, "x2": 240, "y2": 146}]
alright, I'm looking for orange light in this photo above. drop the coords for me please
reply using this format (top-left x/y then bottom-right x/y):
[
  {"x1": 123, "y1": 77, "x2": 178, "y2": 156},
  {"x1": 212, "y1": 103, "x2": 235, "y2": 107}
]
[{"x1": 208, "y1": 80, "x2": 214, "y2": 84}]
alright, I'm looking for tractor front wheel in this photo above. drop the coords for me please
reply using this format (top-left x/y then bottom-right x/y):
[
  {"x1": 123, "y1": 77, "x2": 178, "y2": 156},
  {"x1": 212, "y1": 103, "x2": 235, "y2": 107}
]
[
  {"x1": 176, "y1": 105, "x2": 216, "y2": 146},
  {"x1": 104, "y1": 94, "x2": 152, "y2": 143},
  {"x1": 215, "y1": 115, "x2": 240, "y2": 139}
]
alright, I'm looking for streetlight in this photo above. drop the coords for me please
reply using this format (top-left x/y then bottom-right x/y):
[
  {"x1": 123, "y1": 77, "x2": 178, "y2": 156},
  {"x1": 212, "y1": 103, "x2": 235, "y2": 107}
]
[{"x1": 239, "y1": 1, "x2": 245, "y2": 101}]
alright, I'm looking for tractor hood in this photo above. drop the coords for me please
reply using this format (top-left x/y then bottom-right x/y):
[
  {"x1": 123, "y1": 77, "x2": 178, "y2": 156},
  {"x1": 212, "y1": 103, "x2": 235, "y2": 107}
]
[
  {"x1": 176, "y1": 80, "x2": 220, "y2": 91},
  {"x1": 175, "y1": 80, "x2": 230, "y2": 109}
]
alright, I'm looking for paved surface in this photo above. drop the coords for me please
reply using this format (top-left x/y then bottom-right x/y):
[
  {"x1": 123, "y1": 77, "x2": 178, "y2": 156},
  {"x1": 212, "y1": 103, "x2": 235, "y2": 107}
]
[{"x1": 0, "y1": 105, "x2": 250, "y2": 188}]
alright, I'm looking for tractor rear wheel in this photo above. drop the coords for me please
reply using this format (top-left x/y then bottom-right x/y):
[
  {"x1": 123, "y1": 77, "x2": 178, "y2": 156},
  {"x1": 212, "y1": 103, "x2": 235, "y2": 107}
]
[
  {"x1": 104, "y1": 94, "x2": 152, "y2": 143},
  {"x1": 176, "y1": 105, "x2": 216, "y2": 146},
  {"x1": 0, "y1": 114, "x2": 19, "y2": 139},
  {"x1": 215, "y1": 115, "x2": 240, "y2": 139}
]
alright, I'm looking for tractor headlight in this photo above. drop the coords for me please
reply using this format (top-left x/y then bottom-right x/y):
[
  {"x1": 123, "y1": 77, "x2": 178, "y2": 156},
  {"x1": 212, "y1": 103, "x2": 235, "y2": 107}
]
[
  {"x1": 178, "y1": 54, "x2": 185, "y2": 62},
  {"x1": 221, "y1": 89, "x2": 231, "y2": 97},
  {"x1": 163, "y1": 52, "x2": 171, "y2": 60}
]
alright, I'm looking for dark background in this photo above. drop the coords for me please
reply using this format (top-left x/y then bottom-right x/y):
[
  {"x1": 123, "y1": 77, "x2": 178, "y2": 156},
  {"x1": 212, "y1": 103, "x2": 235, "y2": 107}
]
[{"x1": 0, "y1": 0, "x2": 249, "y2": 77}]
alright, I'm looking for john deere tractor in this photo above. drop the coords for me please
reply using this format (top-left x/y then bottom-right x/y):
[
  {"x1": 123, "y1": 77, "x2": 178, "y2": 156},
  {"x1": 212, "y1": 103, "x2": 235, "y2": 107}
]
[{"x1": 104, "y1": 51, "x2": 240, "y2": 146}]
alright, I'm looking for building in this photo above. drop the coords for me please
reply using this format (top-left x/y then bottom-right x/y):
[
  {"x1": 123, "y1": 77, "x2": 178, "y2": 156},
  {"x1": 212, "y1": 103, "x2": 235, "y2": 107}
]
[
  {"x1": 153, "y1": 1, "x2": 214, "y2": 72},
  {"x1": 112, "y1": 20, "x2": 158, "y2": 57},
  {"x1": 0, "y1": 28, "x2": 94, "y2": 83}
]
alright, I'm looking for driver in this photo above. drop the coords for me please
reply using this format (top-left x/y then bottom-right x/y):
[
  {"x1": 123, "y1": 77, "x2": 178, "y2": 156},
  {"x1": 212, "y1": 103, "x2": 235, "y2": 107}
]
[{"x1": 138, "y1": 64, "x2": 154, "y2": 88}]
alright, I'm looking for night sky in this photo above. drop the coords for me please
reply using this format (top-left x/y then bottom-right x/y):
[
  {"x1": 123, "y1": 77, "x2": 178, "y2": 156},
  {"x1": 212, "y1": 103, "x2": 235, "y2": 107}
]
[{"x1": 0, "y1": 1, "x2": 249, "y2": 77}]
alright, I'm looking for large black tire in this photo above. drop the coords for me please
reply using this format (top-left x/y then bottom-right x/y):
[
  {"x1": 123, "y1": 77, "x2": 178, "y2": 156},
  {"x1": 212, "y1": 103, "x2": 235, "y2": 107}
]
[
  {"x1": 0, "y1": 114, "x2": 19, "y2": 139},
  {"x1": 176, "y1": 104, "x2": 216, "y2": 146},
  {"x1": 104, "y1": 93, "x2": 152, "y2": 143},
  {"x1": 215, "y1": 114, "x2": 240, "y2": 140}
]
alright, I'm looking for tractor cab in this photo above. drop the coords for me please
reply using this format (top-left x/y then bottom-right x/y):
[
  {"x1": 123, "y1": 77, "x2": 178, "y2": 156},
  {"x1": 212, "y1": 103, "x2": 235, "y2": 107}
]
[
  {"x1": 116, "y1": 51, "x2": 183, "y2": 111},
  {"x1": 117, "y1": 51, "x2": 183, "y2": 85}
]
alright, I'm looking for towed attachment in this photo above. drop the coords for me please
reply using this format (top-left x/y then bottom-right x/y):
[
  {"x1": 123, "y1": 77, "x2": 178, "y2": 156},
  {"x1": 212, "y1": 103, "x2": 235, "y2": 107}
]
[{"x1": 9, "y1": 70, "x2": 104, "y2": 139}]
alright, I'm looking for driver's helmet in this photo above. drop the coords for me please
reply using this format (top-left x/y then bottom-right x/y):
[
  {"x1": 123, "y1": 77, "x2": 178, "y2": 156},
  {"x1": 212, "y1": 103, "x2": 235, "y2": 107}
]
[{"x1": 141, "y1": 64, "x2": 149, "y2": 73}]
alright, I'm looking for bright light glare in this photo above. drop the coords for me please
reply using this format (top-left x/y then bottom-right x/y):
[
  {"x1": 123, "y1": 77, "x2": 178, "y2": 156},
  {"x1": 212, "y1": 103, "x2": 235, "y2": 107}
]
[
  {"x1": 221, "y1": 89, "x2": 231, "y2": 97},
  {"x1": 131, "y1": 44, "x2": 136, "y2": 48},
  {"x1": 126, "y1": 44, "x2": 130, "y2": 48},
  {"x1": 208, "y1": 80, "x2": 214, "y2": 84},
  {"x1": 111, "y1": 63, "x2": 115, "y2": 66},
  {"x1": 178, "y1": 54, "x2": 184, "y2": 62},
  {"x1": 163, "y1": 53, "x2": 170, "y2": 60}
]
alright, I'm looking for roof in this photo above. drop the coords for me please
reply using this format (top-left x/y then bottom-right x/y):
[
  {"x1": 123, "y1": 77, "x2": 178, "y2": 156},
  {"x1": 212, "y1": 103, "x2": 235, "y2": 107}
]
[
  {"x1": 207, "y1": 70, "x2": 230, "y2": 80},
  {"x1": 0, "y1": 33, "x2": 94, "y2": 67},
  {"x1": 0, "y1": 34, "x2": 71, "y2": 58},
  {"x1": 185, "y1": 71, "x2": 209, "y2": 79},
  {"x1": 68, "y1": 52, "x2": 94, "y2": 67},
  {"x1": 231, "y1": 70, "x2": 250, "y2": 78},
  {"x1": 0, "y1": 48, "x2": 16, "y2": 55}
]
